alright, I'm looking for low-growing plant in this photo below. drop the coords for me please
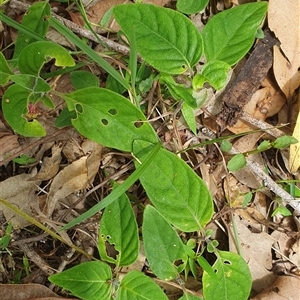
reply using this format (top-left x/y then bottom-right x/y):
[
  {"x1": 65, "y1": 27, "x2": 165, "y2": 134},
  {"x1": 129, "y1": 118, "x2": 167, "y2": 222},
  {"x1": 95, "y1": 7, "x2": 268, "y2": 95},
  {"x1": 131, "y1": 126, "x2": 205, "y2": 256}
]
[{"x1": 0, "y1": 2, "x2": 271, "y2": 299}]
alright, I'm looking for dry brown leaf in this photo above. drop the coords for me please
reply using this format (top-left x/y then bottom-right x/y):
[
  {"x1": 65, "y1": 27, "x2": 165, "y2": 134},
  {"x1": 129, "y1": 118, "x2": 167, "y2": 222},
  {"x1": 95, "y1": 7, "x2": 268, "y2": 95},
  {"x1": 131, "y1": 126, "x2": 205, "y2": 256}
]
[
  {"x1": 289, "y1": 104, "x2": 300, "y2": 172},
  {"x1": 268, "y1": 0, "x2": 300, "y2": 98},
  {"x1": 0, "y1": 173, "x2": 40, "y2": 228},
  {"x1": 0, "y1": 132, "x2": 22, "y2": 162},
  {"x1": 0, "y1": 283, "x2": 77, "y2": 300},
  {"x1": 29, "y1": 144, "x2": 62, "y2": 181},
  {"x1": 228, "y1": 214, "x2": 277, "y2": 293},
  {"x1": 251, "y1": 276, "x2": 300, "y2": 300}
]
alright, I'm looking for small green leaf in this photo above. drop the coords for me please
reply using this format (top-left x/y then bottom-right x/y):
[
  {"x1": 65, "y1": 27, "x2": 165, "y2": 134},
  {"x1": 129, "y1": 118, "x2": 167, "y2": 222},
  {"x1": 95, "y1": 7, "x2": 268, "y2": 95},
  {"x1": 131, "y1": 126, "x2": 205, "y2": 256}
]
[
  {"x1": 98, "y1": 189, "x2": 139, "y2": 267},
  {"x1": 48, "y1": 261, "x2": 112, "y2": 300},
  {"x1": 272, "y1": 135, "x2": 298, "y2": 149},
  {"x1": 197, "y1": 60, "x2": 231, "y2": 90},
  {"x1": 202, "y1": 251, "x2": 252, "y2": 300},
  {"x1": 117, "y1": 270, "x2": 168, "y2": 300},
  {"x1": 271, "y1": 206, "x2": 292, "y2": 217},
  {"x1": 13, "y1": 1, "x2": 50, "y2": 60},
  {"x1": 197, "y1": 255, "x2": 217, "y2": 279},
  {"x1": 100, "y1": 6, "x2": 114, "y2": 27},
  {"x1": 114, "y1": 4, "x2": 203, "y2": 74},
  {"x1": 220, "y1": 139, "x2": 232, "y2": 152},
  {"x1": 257, "y1": 140, "x2": 271, "y2": 151},
  {"x1": 202, "y1": 2, "x2": 268, "y2": 65},
  {"x1": 2, "y1": 85, "x2": 46, "y2": 137},
  {"x1": 70, "y1": 70, "x2": 100, "y2": 90},
  {"x1": 63, "y1": 87, "x2": 158, "y2": 152},
  {"x1": 0, "y1": 52, "x2": 13, "y2": 85},
  {"x1": 242, "y1": 192, "x2": 252, "y2": 207},
  {"x1": 182, "y1": 102, "x2": 196, "y2": 134},
  {"x1": 179, "y1": 293, "x2": 203, "y2": 300},
  {"x1": 18, "y1": 41, "x2": 75, "y2": 75},
  {"x1": 143, "y1": 206, "x2": 187, "y2": 280},
  {"x1": 106, "y1": 73, "x2": 127, "y2": 94},
  {"x1": 12, "y1": 154, "x2": 36, "y2": 165},
  {"x1": 133, "y1": 140, "x2": 213, "y2": 231},
  {"x1": 176, "y1": 0, "x2": 209, "y2": 14},
  {"x1": 9, "y1": 75, "x2": 51, "y2": 93},
  {"x1": 227, "y1": 154, "x2": 246, "y2": 172}
]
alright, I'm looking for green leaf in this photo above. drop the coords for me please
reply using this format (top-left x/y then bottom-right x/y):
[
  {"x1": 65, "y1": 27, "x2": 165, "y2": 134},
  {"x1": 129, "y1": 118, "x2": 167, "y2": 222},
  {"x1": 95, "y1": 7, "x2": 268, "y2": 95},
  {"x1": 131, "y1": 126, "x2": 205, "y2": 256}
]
[
  {"x1": 48, "y1": 261, "x2": 112, "y2": 300},
  {"x1": 193, "y1": 61, "x2": 231, "y2": 90},
  {"x1": 70, "y1": 70, "x2": 100, "y2": 89},
  {"x1": 202, "y1": 2, "x2": 268, "y2": 65},
  {"x1": 182, "y1": 102, "x2": 196, "y2": 134},
  {"x1": 271, "y1": 206, "x2": 292, "y2": 217},
  {"x1": 257, "y1": 140, "x2": 271, "y2": 151},
  {"x1": 63, "y1": 87, "x2": 158, "y2": 152},
  {"x1": 179, "y1": 293, "x2": 203, "y2": 300},
  {"x1": 55, "y1": 107, "x2": 76, "y2": 128},
  {"x1": 227, "y1": 154, "x2": 246, "y2": 172},
  {"x1": 0, "y1": 52, "x2": 13, "y2": 85},
  {"x1": 13, "y1": 1, "x2": 50, "y2": 60},
  {"x1": 114, "y1": 4, "x2": 203, "y2": 74},
  {"x1": 2, "y1": 85, "x2": 46, "y2": 137},
  {"x1": 143, "y1": 206, "x2": 187, "y2": 280},
  {"x1": 9, "y1": 75, "x2": 51, "y2": 93},
  {"x1": 202, "y1": 251, "x2": 252, "y2": 300},
  {"x1": 98, "y1": 189, "x2": 139, "y2": 267},
  {"x1": 12, "y1": 154, "x2": 36, "y2": 165},
  {"x1": 18, "y1": 41, "x2": 75, "y2": 76},
  {"x1": 117, "y1": 270, "x2": 168, "y2": 300},
  {"x1": 272, "y1": 135, "x2": 298, "y2": 149},
  {"x1": 220, "y1": 139, "x2": 232, "y2": 152},
  {"x1": 176, "y1": 0, "x2": 209, "y2": 14},
  {"x1": 133, "y1": 140, "x2": 213, "y2": 231}
]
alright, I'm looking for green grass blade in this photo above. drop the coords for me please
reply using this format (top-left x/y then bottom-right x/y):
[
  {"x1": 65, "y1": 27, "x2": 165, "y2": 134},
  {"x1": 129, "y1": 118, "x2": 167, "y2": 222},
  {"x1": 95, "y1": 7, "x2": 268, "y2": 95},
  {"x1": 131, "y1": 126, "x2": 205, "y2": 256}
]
[
  {"x1": 61, "y1": 142, "x2": 161, "y2": 230},
  {"x1": 49, "y1": 17, "x2": 130, "y2": 90},
  {"x1": 0, "y1": 12, "x2": 46, "y2": 42}
]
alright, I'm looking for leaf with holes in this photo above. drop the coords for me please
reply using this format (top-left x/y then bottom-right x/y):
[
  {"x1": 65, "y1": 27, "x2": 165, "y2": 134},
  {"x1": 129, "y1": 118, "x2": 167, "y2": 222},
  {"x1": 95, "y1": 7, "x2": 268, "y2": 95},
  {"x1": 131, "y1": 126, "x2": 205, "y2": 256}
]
[
  {"x1": 62, "y1": 87, "x2": 158, "y2": 152},
  {"x1": 114, "y1": 4, "x2": 203, "y2": 74},
  {"x1": 202, "y1": 2, "x2": 268, "y2": 65},
  {"x1": 202, "y1": 251, "x2": 252, "y2": 300},
  {"x1": 142, "y1": 206, "x2": 187, "y2": 280},
  {"x1": 2, "y1": 84, "x2": 46, "y2": 137},
  {"x1": 49, "y1": 261, "x2": 112, "y2": 300},
  {"x1": 133, "y1": 140, "x2": 213, "y2": 232},
  {"x1": 18, "y1": 41, "x2": 75, "y2": 76},
  {"x1": 98, "y1": 189, "x2": 139, "y2": 267},
  {"x1": 117, "y1": 270, "x2": 168, "y2": 300}
]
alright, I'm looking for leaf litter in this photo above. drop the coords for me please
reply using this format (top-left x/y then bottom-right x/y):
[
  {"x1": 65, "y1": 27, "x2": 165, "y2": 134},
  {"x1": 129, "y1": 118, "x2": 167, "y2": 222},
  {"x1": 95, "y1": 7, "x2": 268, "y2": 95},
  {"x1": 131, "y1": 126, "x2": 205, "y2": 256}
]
[{"x1": 0, "y1": 0, "x2": 299, "y2": 299}]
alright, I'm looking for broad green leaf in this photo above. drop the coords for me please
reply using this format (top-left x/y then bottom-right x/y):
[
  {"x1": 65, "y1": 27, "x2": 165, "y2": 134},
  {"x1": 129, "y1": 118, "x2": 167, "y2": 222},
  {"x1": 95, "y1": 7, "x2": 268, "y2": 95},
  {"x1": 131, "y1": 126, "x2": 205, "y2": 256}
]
[
  {"x1": 220, "y1": 139, "x2": 232, "y2": 152},
  {"x1": 202, "y1": 251, "x2": 252, "y2": 300},
  {"x1": 202, "y1": 2, "x2": 268, "y2": 65},
  {"x1": 193, "y1": 61, "x2": 231, "y2": 90},
  {"x1": 272, "y1": 135, "x2": 298, "y2": 149},
  {"x1": 63, "y1": 87, "x2": 158, "y2": 152},
  {"x1": 18, "y1": 41, "x2": 75, "y2": 76},
  {"x1": 0, "y1": 52, "x2": 13, "y2": 85},
  {"x1": 176, "y1": 0, "x2": 209, "y2": 14},
  {"x1": 227, "y1": 153, "x2": 246, "y2": 172},
  {"x1": 9, "y1": 75, "x2": 51, "y2": 93},
  {"x1": 143, "y1": 206, "x2": 187, "y2": 280},
  {"x1": 48, "y1": 261, "x2": 112, "y2": 300},
  {"x1": 13, "y1": 2, "x2": 50, "y2": 60},
  {"x1": 12, "y1": 154, "x2": 36, "y2": 165},
  {"x1": 117, "y1": 270, "x2": 168, "y2": 300},
  {"x1": 2, "y1": 85, "x2": 46, "y2": 137},
  {"x1": 98, "y1": 189, "x2": 139, "y2": 267},
  {"x1": 271, "y1": 206, "x2": 292, "y2": 217},
  {"x1": 133, "y1": 140, "x2": 213, "y2": 231},
  {"x1": 114, "y1": 4, "x2": 203, "y2": 74},
  {"x1": 181, "y1": 102, "x2": 196, "y2": 134},
  {"x1": 70, "y1": 70, "x2": 100, "y2": 90}
]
